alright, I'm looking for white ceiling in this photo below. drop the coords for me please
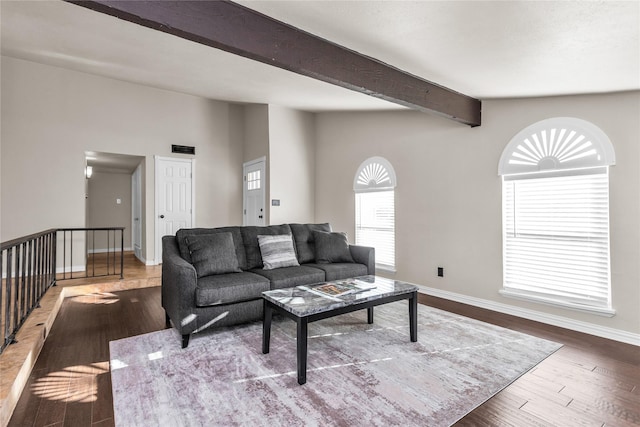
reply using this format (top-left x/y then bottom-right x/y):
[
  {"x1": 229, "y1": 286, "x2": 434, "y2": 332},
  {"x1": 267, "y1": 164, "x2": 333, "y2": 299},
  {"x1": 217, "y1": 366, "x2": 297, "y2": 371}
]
[{"x1": 1, "y1": 0, "x2": 639, "y2": 113}]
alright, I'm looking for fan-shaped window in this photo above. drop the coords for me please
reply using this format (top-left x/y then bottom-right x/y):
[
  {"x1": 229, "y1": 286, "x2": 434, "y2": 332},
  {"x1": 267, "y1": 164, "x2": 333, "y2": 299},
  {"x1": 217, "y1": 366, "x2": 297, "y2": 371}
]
[
  {"x1": 354, "y1": 157, "x2": 396, "y2": 271},
  {"x1": 499, "y1": 118, "x2": 615, "y2": 315}
]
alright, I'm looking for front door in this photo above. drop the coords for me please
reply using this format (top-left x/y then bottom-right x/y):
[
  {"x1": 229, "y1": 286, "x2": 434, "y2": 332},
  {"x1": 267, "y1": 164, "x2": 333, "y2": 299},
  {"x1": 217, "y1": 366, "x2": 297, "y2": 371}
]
[
  {"x1": 243, "y1": 158, "x2": 266, "y2": 226},
  {"x1": 155, "y1": 156, "x2": 194, "y2": 263}
]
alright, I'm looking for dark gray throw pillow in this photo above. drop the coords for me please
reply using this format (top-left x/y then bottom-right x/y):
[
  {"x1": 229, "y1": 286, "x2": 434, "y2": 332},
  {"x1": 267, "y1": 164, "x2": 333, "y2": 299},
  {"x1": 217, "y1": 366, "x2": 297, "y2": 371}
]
[
  {"x1": 313, "y1": 230, "x2": 354, "y2": 264},
  {"x1": 186, "y1": 232, "x2": 242, "y2": 278}
]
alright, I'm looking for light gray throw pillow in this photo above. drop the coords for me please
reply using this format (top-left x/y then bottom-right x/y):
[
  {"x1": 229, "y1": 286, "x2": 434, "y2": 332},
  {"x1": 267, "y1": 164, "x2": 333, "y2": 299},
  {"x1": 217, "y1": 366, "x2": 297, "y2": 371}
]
[{"x1": 257, "y1": 234, "x2": 300, "y2": 270}]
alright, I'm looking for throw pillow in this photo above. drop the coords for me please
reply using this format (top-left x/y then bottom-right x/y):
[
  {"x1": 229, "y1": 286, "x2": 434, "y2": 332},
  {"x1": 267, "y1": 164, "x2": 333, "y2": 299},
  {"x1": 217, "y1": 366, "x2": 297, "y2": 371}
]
[
  {"x1": 257, "y1": 234, "x2": 300, "y2": 270},
  {"x1": 186, "y1": 232, "x2": 242, "y2": 278},
  {"x1": 313, "y1": 230, "x2": 354, "y2": 264}
]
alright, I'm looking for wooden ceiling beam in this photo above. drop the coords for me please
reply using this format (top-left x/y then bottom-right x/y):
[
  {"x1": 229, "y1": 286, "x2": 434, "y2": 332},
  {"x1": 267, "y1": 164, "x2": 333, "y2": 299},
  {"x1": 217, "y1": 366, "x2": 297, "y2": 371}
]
[{"x1": 66, "y1": 0, "x2": 482, "y2": 126}]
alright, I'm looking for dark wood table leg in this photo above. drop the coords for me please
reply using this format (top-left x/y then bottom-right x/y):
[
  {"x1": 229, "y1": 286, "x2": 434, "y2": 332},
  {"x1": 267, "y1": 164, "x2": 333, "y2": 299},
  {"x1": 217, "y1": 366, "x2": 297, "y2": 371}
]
[
  {"x1": 297, "y1": 317, "x2": 308, "y2": 385},
  {"x1": 367, "y1": 307, "x2": 374, "y2": 324},
  {"x1": 262, "y1": 300, "x2": 272, "y2": 354},
  {"x1": 409, "y1": 291, "x2": 418, "y2": 342}
]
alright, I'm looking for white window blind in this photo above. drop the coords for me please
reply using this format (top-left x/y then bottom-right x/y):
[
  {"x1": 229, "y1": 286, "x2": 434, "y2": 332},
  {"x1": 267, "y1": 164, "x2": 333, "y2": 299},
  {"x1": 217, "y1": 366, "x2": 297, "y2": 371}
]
[
  {"x1": 502, "y1": 169, "x2": 611, "y2": 310},
  {"x1": 354, "y1": 157, "x2": 397, "y2": 271},
  {"x1": 356, "y1": 191, "x2": 395, "y2": 270}
]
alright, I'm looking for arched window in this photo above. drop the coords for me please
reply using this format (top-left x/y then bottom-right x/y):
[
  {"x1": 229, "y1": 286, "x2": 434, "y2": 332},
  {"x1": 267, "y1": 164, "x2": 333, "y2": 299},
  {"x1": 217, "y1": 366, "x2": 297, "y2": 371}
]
[
  {"x1": 499, "y1": 117, "x2": 615, "y2": 315},
  {"x1": 354, "y1": 157, "x2": 396, "y2": 271}
]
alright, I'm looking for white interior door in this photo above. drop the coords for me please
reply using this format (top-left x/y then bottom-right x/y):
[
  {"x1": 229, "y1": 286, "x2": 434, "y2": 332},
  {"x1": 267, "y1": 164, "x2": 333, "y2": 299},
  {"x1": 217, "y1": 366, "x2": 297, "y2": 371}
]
[
  {"x1": 155, "y1": 156, "x2": 194, "y2": 263},
  {"x1": 243, "y1": 158, "x2": 266, "y2": 226},
  {"x1": 131, "y1": 163, "x2": 143, "y2": 261}
]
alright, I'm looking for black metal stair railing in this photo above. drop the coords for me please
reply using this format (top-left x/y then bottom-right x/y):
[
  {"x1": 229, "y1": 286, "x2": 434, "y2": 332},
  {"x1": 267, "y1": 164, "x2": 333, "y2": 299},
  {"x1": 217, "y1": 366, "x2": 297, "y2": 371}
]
[
  {"x1": 1, "y1": 229, "x2": 57, "y2": 355},
  {"x1": 57, "y1": 228, "x2": 124, "y2": 280},
  {"x1": 0, "y1": 227, "x2": 124, "y2": 355}
]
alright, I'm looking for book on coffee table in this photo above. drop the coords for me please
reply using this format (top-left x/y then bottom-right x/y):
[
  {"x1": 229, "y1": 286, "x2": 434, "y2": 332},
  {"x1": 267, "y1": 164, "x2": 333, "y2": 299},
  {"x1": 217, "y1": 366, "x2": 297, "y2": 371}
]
[{"x1": 302, "y1": 280, "x2": 376, "y2": 298}]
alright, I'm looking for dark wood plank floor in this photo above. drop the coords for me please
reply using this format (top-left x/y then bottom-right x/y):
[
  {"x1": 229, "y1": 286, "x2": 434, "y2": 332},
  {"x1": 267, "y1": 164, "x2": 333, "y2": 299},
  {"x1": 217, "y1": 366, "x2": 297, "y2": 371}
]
[
  {"x1": 424, "y1": 296, "x2": 640, "y2": 427},
  {"x1": 8, "y1": 283, "x2": 639, "y2": 426}
]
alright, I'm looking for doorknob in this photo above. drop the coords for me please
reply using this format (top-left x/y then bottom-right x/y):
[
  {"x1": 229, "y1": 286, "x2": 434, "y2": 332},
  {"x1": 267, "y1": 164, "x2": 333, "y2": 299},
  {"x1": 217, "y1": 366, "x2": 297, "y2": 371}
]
[{"x1": 160, "y1": 215, "x2": 165, "y2": 219}]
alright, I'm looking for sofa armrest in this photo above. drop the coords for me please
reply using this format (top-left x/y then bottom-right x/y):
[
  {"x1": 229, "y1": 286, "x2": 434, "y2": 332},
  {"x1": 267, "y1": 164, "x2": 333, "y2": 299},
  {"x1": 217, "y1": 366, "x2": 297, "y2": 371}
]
[
  {"x1": 162, "y1": 235, "x2": 198, "y2": 334},
  {"x1": 349, "y1": 244, "x2": 375, "y2": 275}
]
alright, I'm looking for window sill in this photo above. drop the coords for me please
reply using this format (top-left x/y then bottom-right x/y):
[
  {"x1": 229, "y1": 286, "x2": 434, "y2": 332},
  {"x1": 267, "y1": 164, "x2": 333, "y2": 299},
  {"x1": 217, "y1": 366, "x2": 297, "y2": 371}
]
[
  {"x1": 375, "y1": 265, "x2": 396, "y2": 274},
  {"x1": 499, "y1": 289, "x2": 616, "y2": 317}
]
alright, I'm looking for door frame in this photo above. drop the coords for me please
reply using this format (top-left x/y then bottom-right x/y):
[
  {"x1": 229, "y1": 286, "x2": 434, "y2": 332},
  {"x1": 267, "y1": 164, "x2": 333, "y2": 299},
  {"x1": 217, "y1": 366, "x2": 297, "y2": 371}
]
[
  {"x1": 243, "y1": 156, "x2": 266, "y2": 226},
  {"x1": 131, "y1": 163, "x2": 143, "y2": 262},
  {"x1": 154, "y1": 155, "x2": 196, "y2": 264}
]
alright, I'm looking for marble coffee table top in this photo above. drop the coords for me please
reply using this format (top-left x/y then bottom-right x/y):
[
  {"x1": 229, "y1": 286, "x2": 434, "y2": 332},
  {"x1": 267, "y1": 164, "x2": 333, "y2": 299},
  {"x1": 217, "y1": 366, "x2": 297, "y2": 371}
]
[{"x1": 262, "y1": 275, "x2": 418, "y2": 317}]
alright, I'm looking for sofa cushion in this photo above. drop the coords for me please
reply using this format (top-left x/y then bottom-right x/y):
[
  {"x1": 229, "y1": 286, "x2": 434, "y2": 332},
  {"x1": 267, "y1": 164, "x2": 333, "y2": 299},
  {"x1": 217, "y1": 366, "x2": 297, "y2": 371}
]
[
  {"x1": 289, "y1": 223, "x2": 332, "y2": 264},
  {"x1": 251, "y1": 265, "x2": 325, "y2": 290},
  {"x1": 186, "y1": 232, "x2": 242, "y2": 278},
  {"x1": 305, "y1": 263, "x2": 368, "y2": 282},
  {"x1": 257, "y1": 234, "x2": 300, "y2": 270},
  {"x1": 240, "y1": 224, "x2": 293, "y2": 270},
  {"x1": 313, "y1": 230, "x2": 355, "y2": 263},
  {"x1": 195, "y1": 272, "x2": 270, "y2": 307},
  {"x1": 176, "y1": 227, "x2": 247, "y2": 270}
]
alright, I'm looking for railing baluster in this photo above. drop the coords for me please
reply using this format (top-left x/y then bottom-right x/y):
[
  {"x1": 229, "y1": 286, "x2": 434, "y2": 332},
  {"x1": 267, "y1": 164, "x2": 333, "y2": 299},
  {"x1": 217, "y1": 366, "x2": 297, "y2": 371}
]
[
  {"x1": 26, "y1": 241, "x2": 31, "y2": 308},
  {"x1": 62, "y1": 230, "x2": 67, "y2": 280},
  {"x1": 120, "y1": 229, "x2": 124, "y2": 279},
  {"x1": 1, "y1": 248, "x2": 5, "y2": 347},
  {"x1": 36, "y1": 237, "x2": 42, "y2": 301},
  {"x1": 70, "y1": 230, "x2": 74, "y2": 279},
  {"x1": 106, "y1": 229, "x2": 110, "y2": 276},
  {"x1": 6, "y1": 248, "x2": 13, "y2": 348},
  {"x1": 20, "y1": 243, "x2": 27, "y2": 323},
  {"x1": 92, "y1": 229, "x2": 95, "y2": 277}
]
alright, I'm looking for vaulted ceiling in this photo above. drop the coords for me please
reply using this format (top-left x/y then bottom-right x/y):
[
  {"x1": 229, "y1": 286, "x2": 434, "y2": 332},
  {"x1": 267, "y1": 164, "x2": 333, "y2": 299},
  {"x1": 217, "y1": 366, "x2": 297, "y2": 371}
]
[{"x1": 2, "y1": 0, "x2": 639, "y2": 116}]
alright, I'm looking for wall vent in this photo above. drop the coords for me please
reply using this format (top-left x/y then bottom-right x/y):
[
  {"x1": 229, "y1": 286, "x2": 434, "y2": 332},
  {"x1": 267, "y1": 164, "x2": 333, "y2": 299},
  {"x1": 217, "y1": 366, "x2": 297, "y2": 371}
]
[{"x1": 172, "y1": 144, "x2": 196, "y2": 155}]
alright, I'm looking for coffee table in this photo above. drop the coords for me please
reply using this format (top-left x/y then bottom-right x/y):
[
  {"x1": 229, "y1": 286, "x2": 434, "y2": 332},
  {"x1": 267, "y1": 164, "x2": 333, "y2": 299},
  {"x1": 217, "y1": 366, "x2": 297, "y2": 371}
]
[{"x1": 261, "y1": 275, "x2": 418, "y2": 385}]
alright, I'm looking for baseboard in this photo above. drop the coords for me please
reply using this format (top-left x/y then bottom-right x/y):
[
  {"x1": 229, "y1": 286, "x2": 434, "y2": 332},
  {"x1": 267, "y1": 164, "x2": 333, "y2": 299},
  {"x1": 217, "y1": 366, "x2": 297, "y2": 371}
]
[
  {"x1": 133, "y1": 254, "x2": 157, "y2": 266},
  {"x1": 55, "y1": 265, "x2": 85, "y2": 274},
  {"x1": 417, "y1": 285, "x2": 640, "y2": 346},
  {"x1": 88, "y1": 247, "x2": 133, "y2": 254}
]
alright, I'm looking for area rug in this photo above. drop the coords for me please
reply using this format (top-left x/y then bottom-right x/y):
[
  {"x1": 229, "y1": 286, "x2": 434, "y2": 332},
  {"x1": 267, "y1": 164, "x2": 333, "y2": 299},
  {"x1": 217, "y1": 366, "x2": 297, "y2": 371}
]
[{"x1": 109, "y1": 302, "x2": 561, "y2": 426}]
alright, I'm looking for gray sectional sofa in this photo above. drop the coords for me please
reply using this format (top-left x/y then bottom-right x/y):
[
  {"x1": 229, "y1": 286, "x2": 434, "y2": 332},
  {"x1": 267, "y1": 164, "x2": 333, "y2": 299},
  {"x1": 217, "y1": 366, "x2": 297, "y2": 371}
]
[{"x1": 162, "y1": 223, "x2": 375, "y2": 348}]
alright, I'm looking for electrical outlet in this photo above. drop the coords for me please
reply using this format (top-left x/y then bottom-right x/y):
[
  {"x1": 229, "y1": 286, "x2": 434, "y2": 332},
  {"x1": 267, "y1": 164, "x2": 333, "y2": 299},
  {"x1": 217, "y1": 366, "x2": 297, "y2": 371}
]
[{"x1": 437, "y1": 267, "x2": 444, "y2": 277}]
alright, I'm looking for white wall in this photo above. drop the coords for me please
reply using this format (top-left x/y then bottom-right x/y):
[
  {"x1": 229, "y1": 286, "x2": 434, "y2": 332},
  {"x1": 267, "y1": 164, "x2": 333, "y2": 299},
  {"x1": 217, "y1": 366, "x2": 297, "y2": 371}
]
[
  {"x1": 268, "y1": 105, "x2": 315, "y2": 225},
  {"x1": 1, "y1": 57, "x2": 244, "y2": 262},
  {"x1": 315, "y1": 91, "x2": 640, "y2": 337}
]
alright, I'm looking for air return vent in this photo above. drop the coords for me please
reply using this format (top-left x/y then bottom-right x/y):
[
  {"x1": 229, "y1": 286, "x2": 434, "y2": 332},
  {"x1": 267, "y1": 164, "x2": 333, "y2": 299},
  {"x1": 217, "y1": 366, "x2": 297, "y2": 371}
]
[{"x1": 172, "y1": 144, "x2": 196, "y2": 155}]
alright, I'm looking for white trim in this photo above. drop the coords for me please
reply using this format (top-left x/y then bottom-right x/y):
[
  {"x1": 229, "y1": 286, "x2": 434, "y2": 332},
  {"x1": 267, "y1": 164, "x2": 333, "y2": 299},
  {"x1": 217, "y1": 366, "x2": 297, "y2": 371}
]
[
  {"x1": 417, "y1": 284, "x2": 639, "y2": 346},
  {"x1": 88, "y1": 247, "x2": 133, "y2": 254},
  {"x1": 499, "y1": 289, "x2": 616, "y2": 317},
  {"x1": 499, "y1": 117, "x2": 615, "y2": 176},
  {"x1": 354, "y1": 156, "x2": 397, "y2": 191},
  {"x1": 55, "y1": 265, "x2": 86, "y2": 274},
  {"x1": 154, "y1": 156, "x2": 196, "y2": 265}
]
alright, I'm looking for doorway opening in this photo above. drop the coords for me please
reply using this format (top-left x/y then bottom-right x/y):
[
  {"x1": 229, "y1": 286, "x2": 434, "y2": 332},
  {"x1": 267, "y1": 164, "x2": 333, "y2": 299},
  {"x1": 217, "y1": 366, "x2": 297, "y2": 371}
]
[{"x1": 85, "y1": 151, "x2": 145, "y2": 263}]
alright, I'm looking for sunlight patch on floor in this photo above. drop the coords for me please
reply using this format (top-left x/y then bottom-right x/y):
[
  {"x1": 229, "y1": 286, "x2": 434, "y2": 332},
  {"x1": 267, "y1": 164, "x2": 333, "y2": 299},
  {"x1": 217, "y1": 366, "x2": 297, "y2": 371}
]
[
  {"x1": 69, "y1": 292, "x2": 120, "y2": 305},
  {"x1": 31, "y1": 362, "x2": 109, "y2": 402},
  {"x1": 232, "y1": 357, "x2": 394, "y2": 384}
]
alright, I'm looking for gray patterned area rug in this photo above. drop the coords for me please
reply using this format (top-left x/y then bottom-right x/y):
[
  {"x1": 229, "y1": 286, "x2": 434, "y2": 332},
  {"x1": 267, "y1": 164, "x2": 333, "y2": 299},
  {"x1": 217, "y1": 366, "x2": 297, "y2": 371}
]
[{"x1": 110, "y1": 301, "x2": 561, "y2": 426}]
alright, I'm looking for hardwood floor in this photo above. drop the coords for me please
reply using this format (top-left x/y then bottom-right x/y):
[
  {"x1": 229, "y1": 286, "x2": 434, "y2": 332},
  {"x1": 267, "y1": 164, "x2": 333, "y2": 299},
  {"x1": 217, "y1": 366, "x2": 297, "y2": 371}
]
[
  {"x1": 8, "y1": 264, "x2": 639, "y2": 426},
  {"x1": 424, "y1": 296, "x2": 640, "y2": 427}
]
